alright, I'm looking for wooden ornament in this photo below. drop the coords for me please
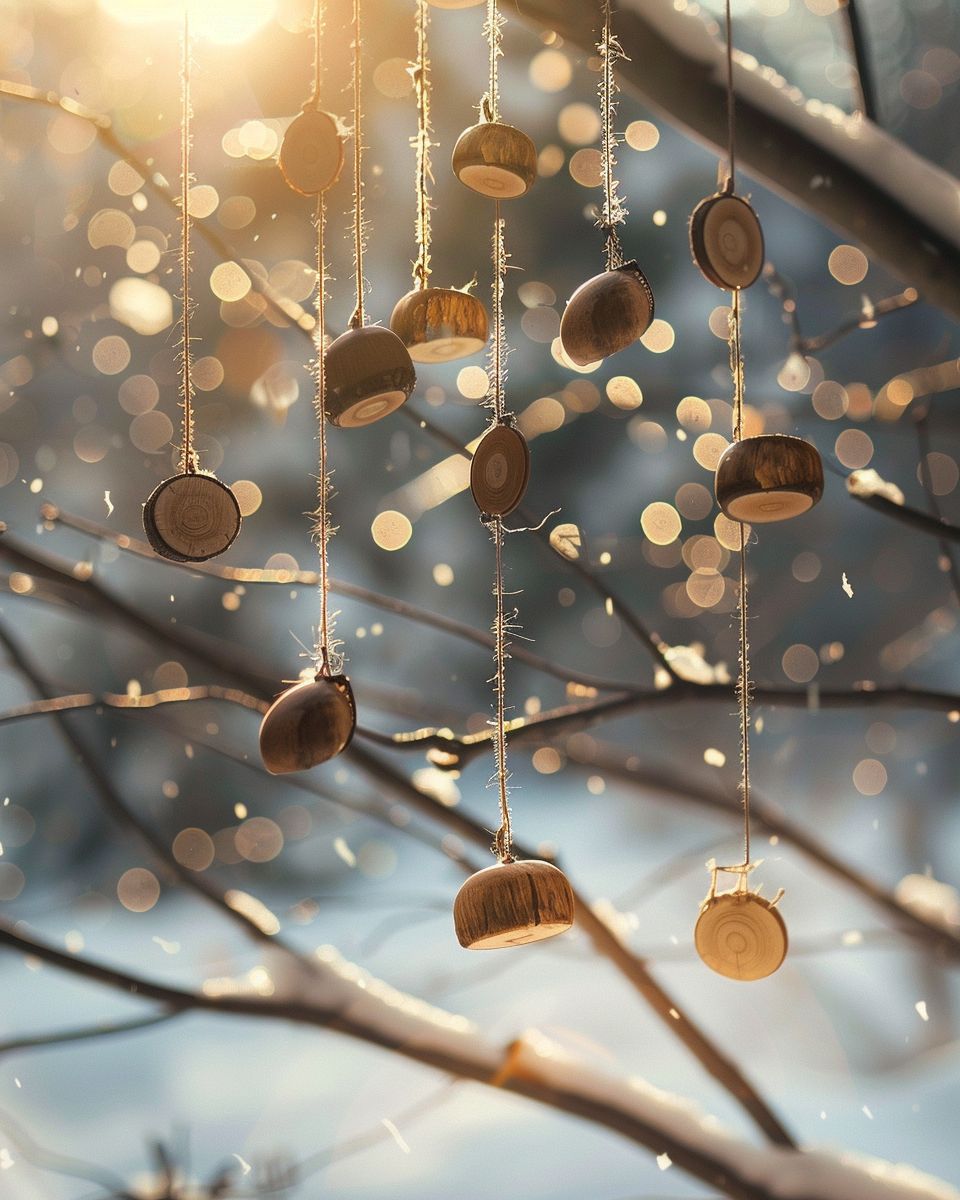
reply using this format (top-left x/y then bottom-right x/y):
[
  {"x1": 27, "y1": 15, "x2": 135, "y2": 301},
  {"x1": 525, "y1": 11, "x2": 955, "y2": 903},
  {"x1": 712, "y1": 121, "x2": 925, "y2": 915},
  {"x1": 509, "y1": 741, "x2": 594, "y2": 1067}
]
[
  {"x1": 695, "y1": 891, "x2": 787, "y2": 981},
  {"x1": 324, "y1": 326, "x2": 417, "y2": 428},
  {"x1": 452, "y1": 121, "x2": 537, "y2": 199},
  {"x1": 259, "y1": 673, "x2": 356, "y2": 775},
  {"x1": 454, "y1": 859, "x2": 575, "y2": 949},
  {"x1": 715, "y1": 434, "x2": 824, "y2": 523},
  {"x1": 428, "y1": 0, "x2": 483, "y2": 6},
  {"x1": 559, "y1": 261, "x2": 654, "y2": 366},
  {"x1": 390, "y1": 287, "x2": 489, "y2": 363},
  {"x1": 470, "y1": 424, "x2": 530, "y2": 516},
  {"x1": 142, "y1": 472, "x2": 241, "y2": 563},
  {"x1": 689, "y1": 192, "x2": 765, "y2": 291},
  {"x1": 279, "y1": 107, "x2": 345, "y2": 196}
]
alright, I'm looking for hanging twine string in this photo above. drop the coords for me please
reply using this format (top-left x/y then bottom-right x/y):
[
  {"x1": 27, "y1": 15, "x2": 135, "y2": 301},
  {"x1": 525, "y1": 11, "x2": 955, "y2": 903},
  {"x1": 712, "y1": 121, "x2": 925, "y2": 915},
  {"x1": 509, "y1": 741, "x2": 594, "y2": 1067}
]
[
  {"x1": 487, "y1": 203, "x2": 507, "y2": 423},
  {"x1": 310, "y1": 0, "x2": 324, "y2": 105},
  {"x1": 178, "y1": 8, "x2": 195, "y2": 475},
  {"x1": 482, "y1": 0, "x2": 503, "y2": 122},
  {"x1": 598, "y1": 0, "x2": 627, "y2": 270},
  {"x1": 412, "y1": 0, "x2": 433, "y2": 288},
  {"x1": 729, "y1": 287, "x2": 751, "y2": 868},
  {"x1": 349, "y1": 0, "x2": 366, "y2": 328},
  {"x1": 723, "y1": 0, "x2": 736, "y2": 192}
]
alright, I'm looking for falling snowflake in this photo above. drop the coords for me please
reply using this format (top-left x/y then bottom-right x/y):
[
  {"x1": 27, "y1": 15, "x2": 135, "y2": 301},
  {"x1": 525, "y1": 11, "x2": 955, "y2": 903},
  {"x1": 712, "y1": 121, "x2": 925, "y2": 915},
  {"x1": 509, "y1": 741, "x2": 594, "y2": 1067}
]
[{"x1": 842, "y1": 572, "x2": 854, "y2": 598}]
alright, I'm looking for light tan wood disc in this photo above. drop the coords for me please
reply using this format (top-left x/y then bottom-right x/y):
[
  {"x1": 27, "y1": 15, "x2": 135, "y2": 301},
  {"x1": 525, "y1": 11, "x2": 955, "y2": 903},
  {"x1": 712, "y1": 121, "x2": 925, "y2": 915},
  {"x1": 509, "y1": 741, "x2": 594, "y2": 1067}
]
[
  {"x1": 560, "y1": 261, "x2": 654, "y2": 366},
  {"x1": 454, "y1": 860, "x2": 575, "y2": 949},
  {"x1": 689, "y1": 192, "x2": 765, "y2": 290},
  {"x1": 470, "y1": 424, "x2": 530, "y2": 516},
  {"x1": 695, "y1": 892, "x2": 787, "y2": 980},
  {"x1": 715, "y1": 434, "x2": 824, "y2": 524},
  {"x1": 428, "y1": 0, "x2": 483, "y2": 7},
  {"x1": 259, "y1": 674, "x2": 356, "y2": 775},
  {"x1": 279, "y1": 108, "x2": 345, "y2": 196},
  {"x1": 452, "y1": 121, "x2": 537, "y2": 199},
  {"x1": 390, "y1": 287, "x2": 489, "y2": 363},
  {"x1": 142, "y1": 473, "x2": 241, "y2": 563},
  {"x1": 324, "y1": 326, "x2": 416, "y2": 428}
]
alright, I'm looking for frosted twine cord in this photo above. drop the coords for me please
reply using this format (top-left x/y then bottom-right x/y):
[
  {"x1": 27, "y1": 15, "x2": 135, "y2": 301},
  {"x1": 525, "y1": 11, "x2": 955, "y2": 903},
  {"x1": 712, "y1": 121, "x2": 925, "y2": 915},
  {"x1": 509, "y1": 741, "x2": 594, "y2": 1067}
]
[
  {"x1": 724, "y1": 0, "x2": 736, "y2": 192},
  {"x1": 311, "y1": 0, "x2": 324, "y2": 105},
  {"x1": 312, "y1": 197, "x2": 338, "y2": 675},
  {"x1": 350, "y1": 0, "x2": 366, "y2": 328},
  {"x1": 482, "y1": 0, "x2": 503, "y2": 122},
  {"x1": 413, "y1": 0, "x2": 432, "y2": 289},
  {"x1": 729, "y1": 287, "x2": 751, "y2": 868},
  {"x1": 598, "y1": 0, "x2": 625, "y2": 270},
  {"x1": 178, "y1": 9, "x2": 195, "y2": 475}
]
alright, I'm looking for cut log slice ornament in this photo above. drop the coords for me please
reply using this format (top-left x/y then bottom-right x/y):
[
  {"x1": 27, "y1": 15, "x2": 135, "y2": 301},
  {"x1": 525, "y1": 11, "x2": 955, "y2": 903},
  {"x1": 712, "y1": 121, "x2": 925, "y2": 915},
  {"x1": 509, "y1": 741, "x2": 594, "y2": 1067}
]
[
  {"x1": 715, "y1": 434, "x2": 824, "y2": 523},
  {"x1": 689, "y1": 192, "x2": 765, "y2": 291},
  {"x1": 559, "y1": 261, "x2": 654, "y2": 366},
  {"x1": 695, "y1": 891, "x2": 787, "y2": 981},
  {"x1": 259, "y1": 674, "x2": 356, "y2": 775},
  {"x1": 390, "y1": 287, "x2": 489, "y2": 363},
  {"x1": 470, "y1": 424, "x2": 530, "y2": 516},
  {"x1": 324, "y1": 326, "x2": 417, "y2": 428},
  {"x1": 452, "y1": 121, "x2": 537, "y2": 199},
  {"x1": 454, "y1": 859, "x2": 575, "y2": 949},
  {"x1": 142, "y1": 472, "x2": 241, "y2": 563},
  {"x1": 279, "y1": 107, "x2": 346, "y2": 196}
]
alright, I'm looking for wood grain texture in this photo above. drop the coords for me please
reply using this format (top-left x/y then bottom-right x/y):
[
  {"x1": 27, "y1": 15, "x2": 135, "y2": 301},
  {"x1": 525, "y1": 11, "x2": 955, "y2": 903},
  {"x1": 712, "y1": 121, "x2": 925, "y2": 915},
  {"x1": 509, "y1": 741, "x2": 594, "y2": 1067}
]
[
  {"x1": 454, "y1": 859, "x2": 575, "y2": 949},
  {"x1": 324, "y1": 326, "x2": 417, "y2": 428},
  {"x1": 715, "y1": 434, "x2": 824, "y2": 523},
  {"x1": 452, "y1": 121, "x2": 537, "y2": 198},
  {"x1": 470, "y1": 424, "x2": 530, "y2": 516},
  {"x1": 689, "y1": 192, "x2": 765, "y2": 291},
  {"x1": 389, "y1": 287, "x2": 489, "y2": 363},
  {"x1": 695, "y1": 892, "x2": 788, "y2": 981},
  {"x1": 259, "y1": 674, "x2": 356, "y2": 774},
  {"x1": 142, "y1": 473, "x2": 242, "y2": 563},
  {"x1": 278, "y1": 108, "x2": 345, "y2": 196},
  {"x1": 559, "y1": 261, "x2": 655, "y2": 366}
]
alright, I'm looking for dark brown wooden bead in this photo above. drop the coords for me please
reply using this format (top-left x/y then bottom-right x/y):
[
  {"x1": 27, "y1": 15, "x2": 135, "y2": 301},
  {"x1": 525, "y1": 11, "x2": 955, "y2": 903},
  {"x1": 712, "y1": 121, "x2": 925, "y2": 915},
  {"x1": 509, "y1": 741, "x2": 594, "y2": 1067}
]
[
  {"x1": 389, "y1": 287, "x2": 489, "y2": 363},
  {"x1": 324, "y1": 326, "x2": 416, "y2": 428},
  {"x1": 452, "y1": 121, "x2": 537, "y2": 198},
  {"x1": 142, "y1": 472, "x2": 241, "y2": 563},
  {"x1": 453, "y1": 859, "x2": 575, "y2": 949},
  {"x1": 715, "y1": 434, "x2": 824, "y2": 523},
  {"x1": 279, "y1": 108, "x2": 346, "y2": 196},
  {"x1": 689, "y1": 192, "x2": 765, "y2": 291},
  {"x1": 695, "y1": 892, "x2": 788, "y2": 981},
  {"x1": 559, "y1": 261, "x2": 654, "y2": 366},
  {"x1": 470, "y1": 424, "x2": 530, "y2": 517},
  {"x1": 259, "y1": 674, "x2": 356, "y2": 775}
]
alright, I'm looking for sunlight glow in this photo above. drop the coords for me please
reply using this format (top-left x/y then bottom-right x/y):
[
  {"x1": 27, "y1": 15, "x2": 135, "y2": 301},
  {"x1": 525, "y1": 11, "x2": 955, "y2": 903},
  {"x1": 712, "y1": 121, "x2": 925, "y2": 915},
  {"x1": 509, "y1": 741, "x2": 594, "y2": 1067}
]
[{"x1": 97, "y1": 0, "x2": 277, "y2": 46}]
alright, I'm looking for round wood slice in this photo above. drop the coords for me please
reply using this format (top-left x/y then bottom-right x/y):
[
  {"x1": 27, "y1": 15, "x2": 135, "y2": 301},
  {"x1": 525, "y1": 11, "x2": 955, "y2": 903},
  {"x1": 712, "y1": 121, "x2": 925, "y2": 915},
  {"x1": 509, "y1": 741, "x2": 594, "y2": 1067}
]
[
  {"x1": 389, "y1": 287, "x2": 489, "y2": 363},
  {"x1": 142, "y1": 473, "x2": 241, "y2": 563},
  {"x1": 559, "y1": 261, "x2": 655, "y2": 366},
  {"x1": 689, "y1": 192, "x2": 765, "y2": 290},
  {"x1": 279, "y1": 108, "x2": 345, "y2": 196},
  {"x1": 324, "y1": 326, "x2": 417, "y2": 428},
  {"x1": 715, "y1": 434, "x2": 824, "y2": 523},
  {"x1": 428, "y1": 0, "x2": 483, "y2": 6},
  {"x1": 452, "y1": 121, "x2": 537, "y2": 199},
  {"x1": 695, "y1": 891, "x2": 787, "y2": 981},
  {"x1": 454, "y1": 859, "x2": 575, "y2": 949},
  {"x1": 470, "y1": 424, "x2": 530, "y2": 516},
  {"x1": 259, "y1": 673, "x2": 356, "y2": 775}
]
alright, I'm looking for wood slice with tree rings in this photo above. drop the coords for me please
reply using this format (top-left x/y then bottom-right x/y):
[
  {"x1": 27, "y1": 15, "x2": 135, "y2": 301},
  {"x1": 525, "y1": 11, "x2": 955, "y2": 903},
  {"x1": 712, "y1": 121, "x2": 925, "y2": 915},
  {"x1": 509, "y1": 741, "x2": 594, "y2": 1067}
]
[
  {"x1": 470, "y1": 424, "x2": 530, "y2": 516},
  {"x1": 389, "y1": 287, "x2": 489, "y2": 363},
  {"x1": 689, "y1": 192, "x2": 765, "y2": 290},
  {"x1": 715, "y1": 434, "x2": 824, "y2": 523},
  {"x1": 453, "y1": 860, "x2": 575, "y2": 949},
  {"x1": 324, "y1": 326, "x2": 417, "y2": 428},
  {"x1": 695, "y1": 892, "x2": 788, "y2": 981},
  {"x1": 559, "y1": 261, "x2": 654, "y2": 366},
  {"x1": 259, "y1": 674, "x2": 356, "y2": 775},
  {"x1": 142, "y1": 473, "x2": 241, "y2": 563},
  {"x1": 452, "y1": 121, "x2": 537, "y2": 199},
  {"x1": 279, "y1": 108, "x2": 345, "y2": 196}
]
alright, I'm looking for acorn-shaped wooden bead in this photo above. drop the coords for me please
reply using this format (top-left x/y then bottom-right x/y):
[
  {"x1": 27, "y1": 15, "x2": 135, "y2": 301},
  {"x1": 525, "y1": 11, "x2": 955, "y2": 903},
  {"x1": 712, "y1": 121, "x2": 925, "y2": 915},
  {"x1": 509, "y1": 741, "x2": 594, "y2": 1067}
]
[
  {"x1": 279, "y1": 107, "x2": 345, "y2": 196},
  {"x1": 715, "y1": 434, "x2": 823, "y2": 523},
  {"x1": 695, "y1": 891, "x2": 787, "y2": 981},
  {"x1": 559, "y1": 261, "x2": 654, "y2": 366},
  {"x1": 390, "y1": 287, "x2": 489, "y2": 363},
  {"x1": 142, "y1": 472, "x2": 242, "y2": 563},
  {"x1": 452, "y1": 121, "x2": 537, "y2": 198},
  {"x1": 324, "y1": 326, "x2": 416, "y2": 428},
  {"x1": 259, "y1": 674, "x2": 356, "y2": 775},
  {"x1": 470, "y1": 423, "x2": 530, "y2": 517},
  {"x1": 454, "y1": 859, "x2": 575, "y2": 949},
  {"x1": 689, "y1": 191, "x2": 765, "y2": 290}
]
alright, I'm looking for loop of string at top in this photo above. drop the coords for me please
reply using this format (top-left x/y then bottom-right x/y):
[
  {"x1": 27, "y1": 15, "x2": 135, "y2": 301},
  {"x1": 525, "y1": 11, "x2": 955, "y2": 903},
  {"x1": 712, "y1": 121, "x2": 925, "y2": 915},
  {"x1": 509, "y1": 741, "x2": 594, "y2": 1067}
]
[
  {"x1": 729, "y1": 287, "x2": 751, "y2": 868},
  {"x1": 412, "y1": 0, "x2": 433, "y2": 289},
  {"x1": 349, "y1": 0, "x2": 366, "y2": 328},
  {"x1": 178, "y1": 8, "x2": 196, "y2": 475},
  {"x1": 598, "y1": 0, "x2": 627, "y2": 270},
  {"x1": 482, "y1": 0, "x2": 503, "y2": 123}
]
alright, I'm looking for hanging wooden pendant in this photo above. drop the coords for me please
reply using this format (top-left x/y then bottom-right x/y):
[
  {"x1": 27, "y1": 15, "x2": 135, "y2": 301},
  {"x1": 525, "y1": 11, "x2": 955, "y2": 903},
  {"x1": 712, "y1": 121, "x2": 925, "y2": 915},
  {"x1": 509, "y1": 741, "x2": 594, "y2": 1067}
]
[
  {"x1": 279, "y1": 106, "x2": 346, "y2": 196},
  {"x1": 689, "y1": 192, "x2": 765, "y2": 291},
  {"x1": 559, "y1": 261, "x2": 654, "y2": 366},
  {"x1": 454, "y1": 859, "x2": 575, "y2": 949},
  {"x1": 695, "y1": 891, "x2": 787, "y2": 981},
  {"x1": 452, "y1": 121, "x2": 537, "y2": 198},
  {"x1": 470, "y1": 423, "x2": 529, "y2": 516},
  {"x1": 390, "y1": 287, "x2": 489, "y2": 363},
  {"x1": 142, "y1": 472, "x2": 242, "y2": 563},
  {"x1": 715, "y1": 434, "x2": 823, "y2": 523},
  {"x1": 324, "y1": 326, "x2": 416, "y2": 427},
  {"x1": 259, "y1": 673, "x2": 356, "y2": 774}
]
